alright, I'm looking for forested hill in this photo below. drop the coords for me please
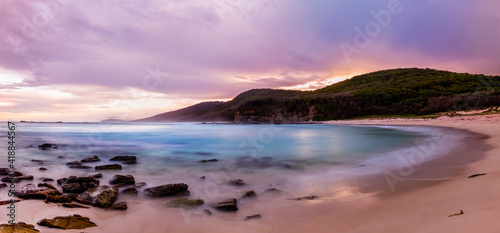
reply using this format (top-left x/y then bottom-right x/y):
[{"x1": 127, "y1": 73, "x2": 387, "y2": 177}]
[{"x1": 134, "y1": 68, "x2": 500, "y2": 123}]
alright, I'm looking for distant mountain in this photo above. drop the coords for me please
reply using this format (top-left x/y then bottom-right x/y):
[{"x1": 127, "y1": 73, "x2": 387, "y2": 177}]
[
  {"x1": 100, "y1": 118, "x2": 127, "y2": 123},
  {"x1": 134, "y1": 68, "x2": 500, "y2": 123}
]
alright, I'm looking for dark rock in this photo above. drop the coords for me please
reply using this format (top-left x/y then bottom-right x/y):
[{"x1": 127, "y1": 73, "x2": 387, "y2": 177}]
[
  {"x1": 133, "y1": 182, "x2": 146, "y2": 188},
  {"x1": 40, "y1": 177, "x2": 54, "y2": 182},
  {"x1": 242, "y1": 190, "x2": 257, "y2": 198},
  {"x1": 57, "y1": 156, "x2": 64, "y2": 159},
  {"x1": 1, "y1": 177, "x2": 20, "y2": 183},
  {"x1": 66, "y1": 161, "x2": 82, "y2": 166},
  {"x1": 199, "y1": 159, "x2": 218, "y2": 163},
  {"x1": 0, "y1": 222, "x2": 40, "y2": 232},
  {"x1": 112, "y1": 183, "x2": 128, "y2": 189},
  {"x1": 81, "y1": 155, "x2": 101, "y2": 163},
  {"x1": 60, "y1": 176, "x2": 100, "y2": 194},
  {"x1": 200, "y1": 176, "x2": 206, "y2": 180},
  {"x1": 167, "y1": 198, "x2": 204, "y2": 208},
  {"x1": 45, "y1": 195, "x2": 72, "y2": 203},
  {"x1": 144, "y1": 183, "x2": 190, "y2": 197},
  {"x1": 0, "y1": 183, "x2": 7, "y2": 189},
  {"x1": 18, "y1": 175, "x2": 34, "y2": 180},
  {"x1": 16, "y1": 184, "x2": 60, "y2": 199},
  {"x1": 293, "y1": 196, "x2": 318, "y2": 201},
  {"x1": 57, "y1": 178, "x2": 67, "y2": 185},
  {"x1": 111, "y1": 201, "x2": 128, "y2": 210},
  {"x1": 88, "y1": 172, "x2": 103, "y2": 178},
  {"x1": 214, "y1": 198, "x2": 238, "y2": 211},
  {"x1": 95, "y1": 164, "x2": 122, "y2": 170},
  {"x1": 76, "y1": 185, "x2": 118, "y2": 208},
  {"x1": 9, "y1": 171, "x2": 24, "y2": 177},
  {"x1": 244, "y1": 214, "x2": 262, "y2": 221},
  {"x1": 62, "y1": 203, "x2": 90, "y2": 209},
  {"x1": 37, "y1": 214, "x2": 97, "y2": 230},
  {"x1": 38, "y1": 183, "x2": 58, "y2": 190},
  {"x1": 121, "y1": 187, "x2": 138, "y2": 194},
  {"x1": 204, "y1": 209, "x2": 212, "y2": 216},
  {"x1": 229, "y1": 179, "x2": 245, "y2": 186},
  {"x1": 109, "y1": 174, "x2": 135, "y2": 184},
  {"x1": 110, "y1": 155, "x2": 137, "y2": 162},
  {"x1": 0, "y1": 199, "x2": 20, "y2": 205},
  {"x1": 122, "y1": 160, "x2": 137, "y2": 164},
  {"x1": 69, "y1": 165, "x2": 92, "y2": 169},
  {"x1": 62, "y1": 193, "x2": 79, "y2": 201},
  {"x1": 0, "y1": 168, "x2": 10, "y2": 175},
  {"x1": 38, "y1": 143, "x2": 55, "y2": 150},
  {"x1": 39, "y1": 167, "x2": 48, "y2": 171},
  {"x1": 31, "y1": 159, "x2": 45, "y2": 164},
  {"x1": 468, "y1": 173, "x2": 486, "y2": 178},
  {"x1": 264, "y1": 188, "x2": 282, "y2": 193}
]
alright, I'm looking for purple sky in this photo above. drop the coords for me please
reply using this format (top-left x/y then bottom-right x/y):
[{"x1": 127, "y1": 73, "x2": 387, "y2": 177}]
[{"x1": 1, "y1": 0, "x2": 499, "y2": 121}]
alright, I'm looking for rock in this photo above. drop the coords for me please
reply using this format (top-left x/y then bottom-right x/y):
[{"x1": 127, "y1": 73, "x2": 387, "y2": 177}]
[
  {"x1": 242, "y1": 190, "x2": 257, "y2": 198},
  {"x1": 62, "y1": 193, "x2": 79, "y2": 201},
  {"x1": 37, "y1": 214, "x2": 97, "y2": 230},
  {"x1": 200, "y1": 176, "x2": 206, "y2": 180},
  {"x1": 111, "y1": 201, "x2": 128, "y2": 210},
  {"x1": 76, "y1": 185, "x2": 118, "y2": 208},
  {"x1": 0, "y1": 222, "x2": 40, "y2": 232},
  {"x1": 109, "y1": 174, "x2": 135, "y2": 184},
  {"x1": 293, "y1": 196, "x2": 318, "y2": 201},
  {"x1": 0, "y1": 183, "x2": 6, "y2": 189},
  {"x1": 144, "y1": 183, "x2": 190, "y2": 197},
  {"x1": 0, "y1": 199, "x2": 20, "y2": 206},
  {"x1": 112, "y1": 183, "x2": 128, "y2": 189},
  {"x1": 66, "y1": 161, "x2": 82, "y2": 166},
  {"x1": 95, "y1": 164, "x2": 122, "y2": 170},
  {"x1": 38, "y1": 183, "x2": 58, "y2": 190},
  {"x1": 57, "y1": 156, "x2": 64, "y2": 159},
  {"x1": 229, "y1": 179, "x2": 245, "y2": 186},
  {"x1": 40, "y1": 177, "x2": 54, "y2": 182},
  {"x1": 167, "y1": 198, "x2": 204, "y2": 208},
  {"x1": 31, "y1": 159, "x2": 45, "y2": 164},
  {"x1": 1, "y1": 177, "x2": 19, "y2": 183},
  {"x1": 57, "y1": 178, "x2": 67, "y2": 185},
  {"x1": 468, "y1": 173, "x2": 486, "y2": 178},
  {"x1": 449, "y1": 210, "x2": 464, "y2": 217},
  {"x1": 45, "y1": 195, "x2": 72, "y2": 203},
  {"x1": 199, "y1": 159, "x2": 218, "y2": 163},
  {"x1": 133, "y1": 182, "x2": 146, "y2": 188},
  {"x1": 62, "y1": 203, "x2": 90, "y2": 209},
  {"x1": 121, "y1": 187, "x2": 138, "y2": 194},
  {"x1": 39, "y1": 167, "x2": 48, "y2": 171},
  {"x1": 38, "y1": 143, "x2": 55, "y2": 150},
  {"x1": 204, "y1": 209, "x2": 212, "y2": 216},
  {"x1": 9, "y1": 171, "x2": 24, "y2": 177},
  {"x1": 60, "y1": 176, "x2": 100, "y2": 194},
  {"x1": 244, "y1": 214, "x2": 262, "y2": 221},
  {"x1": 264, "y1": 188, "x2": 282, "y2": 193},
  {"x1": 0, "y1": 168, "x2": 10, "y2": 175},
  {"x1": 110, "y1": 155, "x2": 137, "y2": 162},
  {"x1": 214, "y1": 198, "x2": 238, "y2": 211},
  {"x1": 81, "y1": 155, "x2": 101, "y2": 163},
  {"x1": 88, "y1": 172, "x2": 103, "y2": 178},
  {"x1": 123, "y1": 160, "x2": 137, "y2": 164},
  {"x1": 16, "y1": 184, "x2": 60, "y2": 199},
  {"x1": 69, "y1": 165, "x2": 92, "y2": 169}
]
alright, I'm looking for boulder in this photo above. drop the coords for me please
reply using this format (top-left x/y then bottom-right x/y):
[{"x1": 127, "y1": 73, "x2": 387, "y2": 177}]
[
  {"x1": 111, "y1": 201, "x2": 128, "y2": 210},
  {"x1": 242, "y1": 190, "x2": 257, "y2": 198},
  {"x1": 88, "y1": 172, "x2": 103, "y2": 178},
  {"x1": 167, "y1": 198, "x2": 204, "y2": 208},
  {"x1": 76, "y1": 185, "x2": 118, "y2": 208},
  {"x1": 60, "y1": 176, "x2": 100, "y2": 194},
  {"x1": 229, "y1": 179, "x2": 245, "y2": 186},
  {"x1": 61, "y1": 203, "x2": 90, "y2": 209},
  {"x1": 37, "y1": 214, "x2": 97, "y2": 230},
  {"x1": 0, "y1": 222, "x2": 40, "y2": 232},
  {"x1": 81, "y1": 155, "x2": 101, "y2": 163},
  {"x1": 95, "y1": 164, "x2": 122, "y2": 170},
  {"x1": 45, "y1": 195, "x2": 72, "y2": 203},
  {"x1": 144, "y1": 183, "x2": 189, "y2": 197},
  {"x1": 16, "y1": 184, "x2": 60, "y2": 199},
  {"x1": 109, "y1": 174, "x2": 135, "y2": 184},
  {"x1": 121, "y1": 187, "x2": 138, "y2": 194},
  {"x1": 110, "y1": 155, "x2": 137, "y2": 162},
  {"x1": 214, "y1": 198, "x2": 238, "y2": 211}
]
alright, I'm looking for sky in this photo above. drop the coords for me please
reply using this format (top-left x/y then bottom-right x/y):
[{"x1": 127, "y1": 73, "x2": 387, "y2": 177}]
[{"x1": 0, "y1": 0, "x2": 499, "y2": 121}]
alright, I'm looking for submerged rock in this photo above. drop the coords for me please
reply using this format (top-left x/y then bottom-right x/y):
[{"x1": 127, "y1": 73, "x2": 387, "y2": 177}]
[
  {"x1": 69, "y1": 165, "x2": 92, "y2": 169},
  {"x1": 0, "y1": 222, "x2": 40, "y2": 232},
  {"x1": 199, "y1": 159, "x2": 218, "y2": 163},
  {"x1": 167, "y1": 198, "x2": 204, "y2": 208},
  {"x1": 133, "y1": 182, "x2": 146, "y2": 188},
  {"x1": 144, "y1": 183, "x2": 190, "y2": 197},
  {"x1": 242, "y1": 190, "x2": 257, "y2": 198},
  {"x1": 121, "y1": 187, "x2": 138, "y2": 194},
  {"x1": 95, "y1": 164, "x2": 122, "y2": 170},
  {"x1": 81, "y1": 155, "x2": 101, "y2": 163},
  {"x1": 111, "y1": 201, "x2": 128, "y2": 210},
  {"x1": 109, "y1": 174, "x2": 135, "y2": 184},
  {"x1": 110, "y1": 155, "x2": 137, "y2": 162},
  {"x1": 76, "y1": 185, "x2": 118, "y2": 208},
  {"x1": 40, "y1": 177, "x2": 54, "y2": 182},
  {"x1": 37, "y1": 214, "x2": 97, "y2": 230},
  {"x1": 39, "y1": 167, "x2": 48, "y2": 171},
  {"x1": 88, "y1": 172, "x2": 103, "y2": 178},
  {"x1": 60, "y1": 176, "x2": 100, "y2": 194},
  {"x1": 204, "y1": 209, "x2": 212, "y2": 216},
  {"x1": 293, "y1": 195, "x2": 318, "y2": 201},
  {"x1": 244, "y1": 214, "x2": 262, "y2": 221},
  {"x1": 66, "y1": 161, "x2": 82, "y2": 166},
  {"x1": 38, "y1": 143, "x2": 56, "y2": 150},
  {"x1": 229, "y1": 179, "x2": 245, "y2": 186},
  {"x1": 214, "y1": 198, "x2": 238, "y2": 211}
]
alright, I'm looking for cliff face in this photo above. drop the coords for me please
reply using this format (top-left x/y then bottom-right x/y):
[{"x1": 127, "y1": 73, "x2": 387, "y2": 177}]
[{"x1": 134, "y1": 68, "x2": 500, "y2": 123}]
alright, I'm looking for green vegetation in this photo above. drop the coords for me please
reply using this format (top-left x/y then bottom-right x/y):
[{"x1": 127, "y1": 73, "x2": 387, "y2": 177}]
[{"x1": 137, "y1": 68, "x2": 500, "y2": 123}]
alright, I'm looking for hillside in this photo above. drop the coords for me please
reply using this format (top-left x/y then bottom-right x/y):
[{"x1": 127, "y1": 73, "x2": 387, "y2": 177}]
[{"x1": 134, "y1": 68, "x2": 500, "y2": 123}]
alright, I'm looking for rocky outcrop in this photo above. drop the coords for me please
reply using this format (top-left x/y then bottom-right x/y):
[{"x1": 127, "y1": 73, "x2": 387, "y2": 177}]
[
  {"x1": 109, "y1": 174, "x2": 135, "y2": 185},
  {"x1": 95, "y1": 164, "x2": 122, "y2": 170},
  {"x1": 81, "y1": 155, "x2": 101, "y2": 162},
  {"x1": 0, "y1": 222, "x2": 40, "y2": 232},
  {"x1": 59, "y1": 176, "x2": 100, "y2": 194},
  {"x1": 37, "y1": 214, "x2": 97, "y2": 230},
  {"x1": 76, "y1": 185, "x2": 117, "y2": 208},
  {"x1": 167, "y1": 198, "x2": 204, "y2": 208},
  {"x1": 214, "y1": 198, "x2": 238, "y2": 211},
  {"x1": 144, "y1": 183, "x2": 189, "y2": 197}
]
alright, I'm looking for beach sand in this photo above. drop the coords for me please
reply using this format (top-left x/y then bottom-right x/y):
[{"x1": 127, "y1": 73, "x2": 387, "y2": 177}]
[{"x1": 2, "y1": 114, "x2": 499, "y2": 232}]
